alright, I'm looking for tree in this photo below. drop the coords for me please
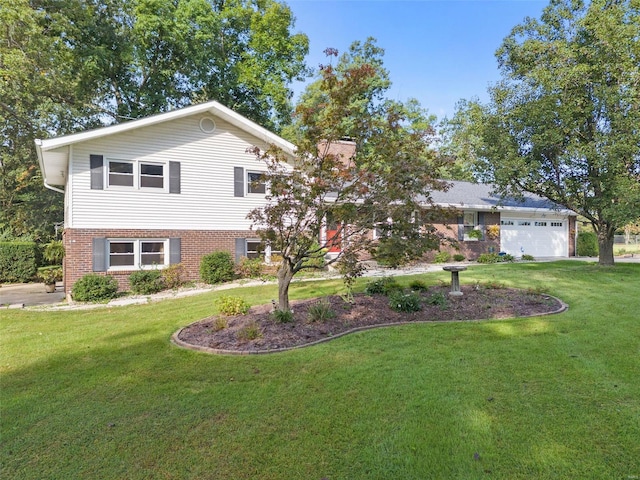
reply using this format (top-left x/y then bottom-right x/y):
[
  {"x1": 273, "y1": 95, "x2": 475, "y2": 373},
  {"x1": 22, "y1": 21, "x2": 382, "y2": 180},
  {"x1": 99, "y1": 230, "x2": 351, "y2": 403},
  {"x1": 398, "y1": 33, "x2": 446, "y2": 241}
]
[
  {"x1": 248, "y1": 40, "x2": 449, "y2": 312},
  {"x1": 1, "y1": 0, "x2": 309, "y2": 241},
  {"x1": 446, "y1": 0, "x2": 640, "y2": 265}
]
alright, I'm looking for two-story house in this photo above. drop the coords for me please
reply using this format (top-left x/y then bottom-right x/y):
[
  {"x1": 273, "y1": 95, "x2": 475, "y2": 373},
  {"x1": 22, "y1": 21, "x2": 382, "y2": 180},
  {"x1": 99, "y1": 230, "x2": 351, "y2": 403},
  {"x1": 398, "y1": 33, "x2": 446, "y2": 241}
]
[{"x1": 36, "y1": 100, "x2": 576, "y2": 298}]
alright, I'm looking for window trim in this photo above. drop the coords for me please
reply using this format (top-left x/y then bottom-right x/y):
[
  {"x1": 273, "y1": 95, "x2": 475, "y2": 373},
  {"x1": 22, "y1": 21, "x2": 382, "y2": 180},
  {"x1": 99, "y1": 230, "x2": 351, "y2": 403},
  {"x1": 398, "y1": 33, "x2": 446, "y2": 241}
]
[
  {"x1": 106, "y1": 238, "x2": 170, "y2": 271},
  {"x1": 105, "y1": 159, "x2": 168, "y2": 192},
  {"x1": 246, "y1": 170, "x2": 267, "y2": 195}
]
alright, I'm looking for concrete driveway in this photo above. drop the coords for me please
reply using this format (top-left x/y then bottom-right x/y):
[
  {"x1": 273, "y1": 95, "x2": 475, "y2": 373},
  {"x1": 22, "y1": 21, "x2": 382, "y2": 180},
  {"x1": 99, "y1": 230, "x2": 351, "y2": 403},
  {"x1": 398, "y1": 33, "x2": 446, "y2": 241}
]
[{"x1": 0, "y1": 283, "x2": 66, "y2": 308}]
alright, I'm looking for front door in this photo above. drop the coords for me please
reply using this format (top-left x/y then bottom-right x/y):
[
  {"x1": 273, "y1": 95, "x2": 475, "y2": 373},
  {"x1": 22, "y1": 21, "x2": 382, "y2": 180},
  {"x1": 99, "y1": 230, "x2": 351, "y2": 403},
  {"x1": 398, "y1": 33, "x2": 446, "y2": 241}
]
[{"x1": 326, "y1": 214, "x2": 342, "y2": 253}]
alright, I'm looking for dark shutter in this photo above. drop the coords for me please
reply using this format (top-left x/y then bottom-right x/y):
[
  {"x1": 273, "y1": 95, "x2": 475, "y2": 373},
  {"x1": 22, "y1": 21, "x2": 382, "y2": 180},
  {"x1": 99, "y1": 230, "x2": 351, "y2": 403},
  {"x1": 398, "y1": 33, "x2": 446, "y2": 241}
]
[
  {"x1": 234, "y1": 167, "x2": 244, "y2": 197},
  {"x1": 90, "y1": 155, "x2": 104, "y2": 190},
  {"x1": 235, "y1": 238, "x2": 246, "y2": 262},
  {"x1": 92, "y1": 237, "x2": 107, "y2": 272},
  {"x1": 457, "y1": 216, "x2": 464, "y2": 241},
  {"x1": 169, "y1": 162, "x2": 181, "y2": 194},
  {"x1": 169, "y1": 238, "x2": 181, "y2": 264}
]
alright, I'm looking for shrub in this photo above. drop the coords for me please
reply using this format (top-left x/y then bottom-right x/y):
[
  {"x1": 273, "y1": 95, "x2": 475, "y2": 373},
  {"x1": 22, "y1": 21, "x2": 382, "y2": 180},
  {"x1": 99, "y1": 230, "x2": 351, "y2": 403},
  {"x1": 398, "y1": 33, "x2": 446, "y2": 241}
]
[
  {"x1": 498, "y1": 254, "x2": 515, "y2": 262},
  {"x1": 72, "y1": 274, "x2": 118, "y2": 302},
  {"x1": 389, "y1": 290, "x2": 422, "y2": 312},
  {"x1": 236, "y1": 257, "x2": 263, "y2": 278},
  {"x1": 577, "y1": 231, "x2": 598, "y2": 257},
  {"x1": 237, "y1": 321, "x2": 262, "y2": 341},
  {"x1": 42, "y1": 240, "x2": 65, "y2": 265},
  {"x1": 477, "y1": 253, "x2": 499, "y2": 264},
  {"x1": 216, "y1": 295, "x2": 250, "y2": 316},
  {"x1": 37, "y1": 266, "x2": 63, "y2": 284},
  {"x1": 129, "y1": 270, "x2": 166, "y2": 295},
  {"x1": 426, "y1": 292, "x2": 448, "y2": 307},
  {"x1": 409, "y1": 279, "x2": 428, "y2": 291},
  {"x1": 162, "y1": 263, "x2": 185, "y2": 289},
  {"x1": 271, "y1": 308, "x2": 294, "y2": 323},
  {"x1": 433, "y1": 251, "x2": 451, "y2": 263},
  {"x1": 521, "y1": 254, "x2": 535, "y2": 261},
  {"x1": 0, "y1": 241, "x2": 40, "y2": 282},
  {"x1": 482, "y1": 280, "x2": 506, "y2": 289},
  {"x1": 307, "y1": 299, "x2": 336, "y2": 323},
  {"x1": 365, "y1": 277, "x2": 401, "y2": 296},
  {"x1": 200, "y1": 251, "x2": 235, "y2": 284},
  {"x1": 453, "y1": 253, "x2": 465, "y2": 262}
]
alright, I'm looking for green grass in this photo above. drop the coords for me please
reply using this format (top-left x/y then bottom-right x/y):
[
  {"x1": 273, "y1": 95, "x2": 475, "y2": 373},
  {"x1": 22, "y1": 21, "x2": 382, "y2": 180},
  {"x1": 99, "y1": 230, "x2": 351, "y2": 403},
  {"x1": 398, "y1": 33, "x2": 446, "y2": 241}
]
[{"x1": 2, "y1": 262, "x2": 639, "y2": 479}]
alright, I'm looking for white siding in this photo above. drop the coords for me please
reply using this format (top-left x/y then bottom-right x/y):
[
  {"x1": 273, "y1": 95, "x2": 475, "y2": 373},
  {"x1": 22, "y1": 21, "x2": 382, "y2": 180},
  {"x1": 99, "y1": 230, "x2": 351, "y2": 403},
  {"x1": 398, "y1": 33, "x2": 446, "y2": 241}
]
[
  {"x1": 68, "y1": 115, "x2": 287, "y2": 230},
  {"x1": 500, "y1": 213, "x2": 569, "y2": 257}
]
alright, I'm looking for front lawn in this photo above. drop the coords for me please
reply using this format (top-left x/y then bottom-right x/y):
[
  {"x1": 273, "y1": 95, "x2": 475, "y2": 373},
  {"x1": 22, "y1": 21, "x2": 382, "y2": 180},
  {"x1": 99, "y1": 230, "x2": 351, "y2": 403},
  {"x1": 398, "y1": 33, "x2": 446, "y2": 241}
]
[{"x1": 1, "y1": 262, "x2": 639, "y2": 479}]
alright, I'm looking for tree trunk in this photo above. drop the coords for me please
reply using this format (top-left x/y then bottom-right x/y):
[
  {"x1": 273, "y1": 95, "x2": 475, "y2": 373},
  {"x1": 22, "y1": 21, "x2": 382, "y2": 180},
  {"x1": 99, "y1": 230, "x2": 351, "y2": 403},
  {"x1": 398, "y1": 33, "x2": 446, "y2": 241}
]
[
  {"x1": 597, "y1": 228, "x2": 615, "y2": 266},
  {"x1": 277, "y1": 261, "x2": 294, "y2": 312}
]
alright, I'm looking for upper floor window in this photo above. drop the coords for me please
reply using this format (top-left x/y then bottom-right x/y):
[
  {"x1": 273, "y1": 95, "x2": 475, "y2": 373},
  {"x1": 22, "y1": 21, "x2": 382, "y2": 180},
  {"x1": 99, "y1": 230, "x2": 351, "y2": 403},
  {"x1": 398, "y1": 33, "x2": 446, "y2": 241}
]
[
  {"x1": 247, "y1": 171, "x2": 266, "y2": 194},
  {"x1": 107, "y1": 160, "x2": 165, "y2": 190}
]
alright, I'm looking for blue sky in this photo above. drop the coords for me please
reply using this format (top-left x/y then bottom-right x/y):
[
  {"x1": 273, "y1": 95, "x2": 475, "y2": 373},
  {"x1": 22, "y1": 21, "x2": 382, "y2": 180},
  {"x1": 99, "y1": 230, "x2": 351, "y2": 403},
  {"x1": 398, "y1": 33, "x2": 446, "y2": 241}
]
[{"x1": 288, "y1": 0, "x2": 548, "y2": 120}]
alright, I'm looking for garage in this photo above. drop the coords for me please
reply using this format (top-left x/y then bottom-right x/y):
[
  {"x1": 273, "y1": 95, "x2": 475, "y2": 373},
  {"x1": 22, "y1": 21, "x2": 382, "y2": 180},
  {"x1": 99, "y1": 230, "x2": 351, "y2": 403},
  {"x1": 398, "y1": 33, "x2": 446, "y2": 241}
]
[{"x1": 500, "y1": 214, "x2": 569, "y2": 257}]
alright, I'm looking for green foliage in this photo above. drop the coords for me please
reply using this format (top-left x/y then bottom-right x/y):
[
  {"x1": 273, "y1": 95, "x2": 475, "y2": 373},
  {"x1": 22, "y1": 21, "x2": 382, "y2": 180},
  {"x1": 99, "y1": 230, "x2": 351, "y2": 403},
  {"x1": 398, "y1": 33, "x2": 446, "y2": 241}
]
[
  {"x1": 71, "y1": 274, "x2": 118, "y2": 302},
  {"x1": 453, "y1": 253, "x2": 466, "y2": 262},
  {"x1": 247, "y1": 38, "x2": 448, "y2": 311},
  {"x1": 216, "y1": 296, "x2": 251, "y2": 316},
  {"x1": 236, "y1": 321, "x2": 262, "y2": 341},
  {"x1": 577, "y1": 232, "x2": 599, "y2": 257},
  {"x1": 236, "y1": 257, "x2": 264, "y2": 279},
  {"x1": 467, "y1": 229, "x2": 483, "y2": 240},
  {"x1": 200, "y1": 252, "x2": 235, "y2": 284},
  {"x1": 271, "y1": 308, "x2": 294, "y2": 323},
  {"x1": 433, "y1": 251, "x2": 451, "y2": 263},
  {"x1": 498, "y1": 254, "x2": 515, "y2": 263},
  {"x1": 307, "y1": 299, "x2": 336, "y2": 323},
  {"x1": 365, "y1": 277, "x2": 401, "y2": 296},
  {"x1": 0, "y1": 241, "x2": 40, "y2": 282},
  {"x1": 482, "y1": 280, "x2": 506, "y2": 290},
  {"x1": 477, "y1": 253, "x2": 499, "y2": 264},
  {"x1": 409, "y1": 279, "x2": 428, "y2": 292},
  {"x1": 301, "y1": 242, "x2": 327, "y2": 269},
  {"x1": 426, "y1": 292, "x2": 448, "y2": 308},
  {"x1": 213, "y1": 317, "x2": 228, "y2": 331},
  {"x1": 521, "y1": 254, "x2": 535, "y2": 261},
  {"x1": 161, "y1": 263, "x2": 184, "y2": 289},
  {"x1": 37, "y1": 266, "x2": 63, "y2": 284},
  {"x1": 129, "y1": 270, "x2": 166, "y2": 295},
  {"x1": 42, "y1": 240, "x2": 65, "y2": 265},
  {"x1": 446, "y1": 0, "x2": 640, "y2": 265},
  {"x1": 388, "y1": 290, "x2": 423, "y2": 313}
]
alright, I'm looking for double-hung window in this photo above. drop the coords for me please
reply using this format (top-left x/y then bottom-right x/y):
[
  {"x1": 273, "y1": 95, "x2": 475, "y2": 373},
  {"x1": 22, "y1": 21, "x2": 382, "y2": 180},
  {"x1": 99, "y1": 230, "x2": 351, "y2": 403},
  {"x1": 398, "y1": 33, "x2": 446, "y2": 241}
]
[
  {"x1": 107, "y1": 160, "x2": 166, "y2": 190},
  {"x1": 108, "y1": 239, "x2": 168, "y2": 270},
  {"x1": 247, "y1": 171, "x2": 266, "y2": 194},
  {"x1": 463, "y1": 211, "x2": 483, "y2": 240}
]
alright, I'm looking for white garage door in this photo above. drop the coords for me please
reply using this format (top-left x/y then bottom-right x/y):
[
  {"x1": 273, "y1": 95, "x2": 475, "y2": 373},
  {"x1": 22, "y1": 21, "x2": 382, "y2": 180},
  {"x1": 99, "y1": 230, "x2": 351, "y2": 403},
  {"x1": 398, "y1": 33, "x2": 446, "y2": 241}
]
[{"x1": 500, "y1": 216, "x2": 568, "y2": 257}]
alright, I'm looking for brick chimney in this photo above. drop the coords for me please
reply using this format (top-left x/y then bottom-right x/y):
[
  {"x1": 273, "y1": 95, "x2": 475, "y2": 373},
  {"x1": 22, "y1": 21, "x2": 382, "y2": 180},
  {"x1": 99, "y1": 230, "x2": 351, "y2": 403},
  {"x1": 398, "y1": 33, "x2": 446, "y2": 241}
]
[{"x1": 317, "y1": 139, "x2": 356, "y2": 166}]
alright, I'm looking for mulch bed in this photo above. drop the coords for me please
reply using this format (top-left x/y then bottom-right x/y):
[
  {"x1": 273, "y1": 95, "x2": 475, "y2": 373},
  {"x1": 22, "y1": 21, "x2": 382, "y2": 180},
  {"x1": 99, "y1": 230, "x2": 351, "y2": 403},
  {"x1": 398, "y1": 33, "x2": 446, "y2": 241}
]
[{"x1": 174, "y1": 285, "x2": 566, "y2": 354}]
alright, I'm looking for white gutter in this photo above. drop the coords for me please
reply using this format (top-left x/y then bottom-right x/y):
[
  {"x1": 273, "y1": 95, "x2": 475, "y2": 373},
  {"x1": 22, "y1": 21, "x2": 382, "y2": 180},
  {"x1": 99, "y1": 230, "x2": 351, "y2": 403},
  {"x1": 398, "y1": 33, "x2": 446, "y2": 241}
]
[{"x1": 35, "y1": 139, "x2": 65, "y2": 194}]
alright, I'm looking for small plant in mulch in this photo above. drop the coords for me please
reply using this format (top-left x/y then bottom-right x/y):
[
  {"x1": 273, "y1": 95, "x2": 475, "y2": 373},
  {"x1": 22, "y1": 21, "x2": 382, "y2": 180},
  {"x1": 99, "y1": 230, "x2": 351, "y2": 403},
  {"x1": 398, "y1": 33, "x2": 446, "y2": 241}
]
[
  {"x1": 481, "y1": 280, "x2": 506, "y2": 290},
  {"x1": 388, "y1": 290, "x2": 423, "y2": 313},
  {"x1": 236, "y1": 321, "x2": 262, "y2": 341},
  {"x1": 365, "y1": 277, "x2": 402, "y2": 296},
  {"x1": 409, "y1": 279, "x2": 428, "y2": 292},
  {"x1": 425, "y1": 292, "x2": 448, "y2": 308},
  {"x1": 271, "y1": 308, "x2": 294, "y2": 323},
  {"x1": 212, "y1": 317, "x2": 228, "y2": 331},
  {"x1": 307, "y1": 299, "x2": 336, "y2": 323}
]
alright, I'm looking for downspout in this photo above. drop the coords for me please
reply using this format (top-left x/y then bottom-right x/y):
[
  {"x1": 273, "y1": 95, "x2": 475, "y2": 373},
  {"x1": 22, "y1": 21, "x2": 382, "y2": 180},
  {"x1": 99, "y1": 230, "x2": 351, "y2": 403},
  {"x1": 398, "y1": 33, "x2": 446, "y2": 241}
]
[{"x1": 35, "y1": 139, "x2": 65, "y2": 194}]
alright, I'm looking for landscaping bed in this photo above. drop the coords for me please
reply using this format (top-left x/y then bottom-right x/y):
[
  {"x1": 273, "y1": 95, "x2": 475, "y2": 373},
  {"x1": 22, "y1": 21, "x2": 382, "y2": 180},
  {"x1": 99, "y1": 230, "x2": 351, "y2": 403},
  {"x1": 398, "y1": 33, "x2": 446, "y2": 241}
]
[{"x1": 176, "y1": 285, "x2": 565, "y2": 353}]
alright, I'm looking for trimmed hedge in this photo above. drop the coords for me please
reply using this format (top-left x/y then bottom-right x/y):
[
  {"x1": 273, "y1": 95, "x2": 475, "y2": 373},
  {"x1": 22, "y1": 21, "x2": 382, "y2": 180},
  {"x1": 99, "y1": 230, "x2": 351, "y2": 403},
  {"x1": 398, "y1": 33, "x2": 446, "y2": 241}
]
[
  {"x1": 200, "y1": 251, "x2": 235, "y2": 284},
  {"x1": 0, "y1": 242, "x2": 41, "y2": 282},
  {"x1": 577, "y1": 231, "x2": 599, "y2": 257},
  {"x1": 72, "y1": 274, "x2": 119, "y2": 302}
]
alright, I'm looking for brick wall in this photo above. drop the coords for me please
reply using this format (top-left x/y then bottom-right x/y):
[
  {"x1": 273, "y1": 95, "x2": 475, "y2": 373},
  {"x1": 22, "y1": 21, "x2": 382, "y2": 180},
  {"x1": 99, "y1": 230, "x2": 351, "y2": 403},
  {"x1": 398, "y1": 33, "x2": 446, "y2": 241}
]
[{"x1": 63, "y1": 228, "x2": 254, "y2": 296}]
